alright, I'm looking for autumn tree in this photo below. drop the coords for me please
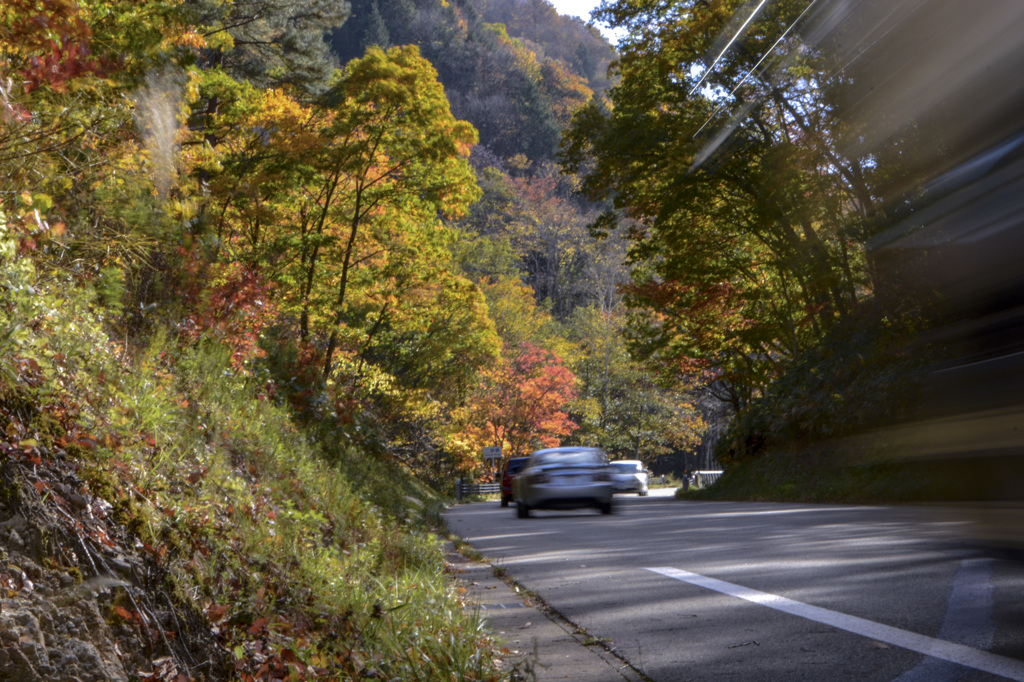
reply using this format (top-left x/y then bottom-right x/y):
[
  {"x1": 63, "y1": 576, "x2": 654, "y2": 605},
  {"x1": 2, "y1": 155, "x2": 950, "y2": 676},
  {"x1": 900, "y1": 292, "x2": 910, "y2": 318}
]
[
  {"x1": 198, "y1": 45, "x2": 480, "y2": 378},
  {"x1": 452, "y1": 156, "x2": 627, "y2": 322},
  {"x1": 316, "y1": 46, "x2": 480, "y2": 377},
  {"x1": 566, "y1": 305, "x2": 703, "y2": 461},
  {"x1": 461, "y1": 343, "x2": 578, "y2": 468},
  {"x1": 343, "y1": 262, "x2": 501, "y2": 485},
  {"x1": 564, "y1": 0, "x2": 876, "y2": 409},
  {"x1": 502, "y1": 168, "x2": 608, "y2": 320},
  {"x1": 474, "y1": 276, "x2": 552, "y2": 351},
  {"x1": 0, "y1": 0, "x2": 205, "y2": 331}
]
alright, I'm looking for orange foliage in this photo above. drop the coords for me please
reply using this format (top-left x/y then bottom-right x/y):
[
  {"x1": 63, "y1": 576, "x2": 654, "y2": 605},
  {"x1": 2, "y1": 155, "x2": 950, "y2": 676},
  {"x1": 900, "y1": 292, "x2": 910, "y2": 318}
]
[{"x1": 465, "y1": 342, "x2": 578, "y2": 458}]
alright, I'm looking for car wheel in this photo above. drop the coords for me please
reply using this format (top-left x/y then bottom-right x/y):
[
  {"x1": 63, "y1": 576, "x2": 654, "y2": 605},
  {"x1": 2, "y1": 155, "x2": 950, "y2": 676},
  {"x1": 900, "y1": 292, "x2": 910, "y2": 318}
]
[
  {"x1": 599, "y1": 501, "x2": 613, "y2": 515},
  {"x1": 517, "y1": 502, "x2": 530, "y2": 518},
  {"x1": 500, "y1": 495, "x2": 509, "y2": 508},
  {"x1": 639, "y1": 489, "x2": 648, "y2": 497}
]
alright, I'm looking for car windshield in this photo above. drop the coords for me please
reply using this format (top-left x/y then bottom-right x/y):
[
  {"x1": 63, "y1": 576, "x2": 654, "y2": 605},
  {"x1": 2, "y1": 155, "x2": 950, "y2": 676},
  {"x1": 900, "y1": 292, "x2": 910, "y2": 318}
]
[
  {"x1": 506, "y1": 460, "x2": 526, "y2": 474},
  {"x1": 531, "y1": 449, "x2": 605, "y2": 467},
  {"x1": 611, "y1": 462, "x2": 641, "y2": 473}
]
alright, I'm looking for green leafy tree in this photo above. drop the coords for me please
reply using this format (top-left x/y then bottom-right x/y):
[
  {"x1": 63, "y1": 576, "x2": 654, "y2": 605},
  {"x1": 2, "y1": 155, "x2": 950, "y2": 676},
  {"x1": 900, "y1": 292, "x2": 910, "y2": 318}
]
[
  {"x1": 567, "y1": 305, "x2": 703, "y2": 461},
  {"x1": 564, "y1": 0, "x2": 875, "y2": 409}
]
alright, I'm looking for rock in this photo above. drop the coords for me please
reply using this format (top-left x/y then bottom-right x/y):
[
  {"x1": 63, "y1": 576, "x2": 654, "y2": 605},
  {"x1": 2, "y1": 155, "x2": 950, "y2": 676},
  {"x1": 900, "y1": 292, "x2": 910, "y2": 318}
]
[
  {"x1": 0, "y1": 514, "x2": 28, "y2": 533},
  {"x1": 67, "y1": 493, "x2": 90, "y2": 510}
]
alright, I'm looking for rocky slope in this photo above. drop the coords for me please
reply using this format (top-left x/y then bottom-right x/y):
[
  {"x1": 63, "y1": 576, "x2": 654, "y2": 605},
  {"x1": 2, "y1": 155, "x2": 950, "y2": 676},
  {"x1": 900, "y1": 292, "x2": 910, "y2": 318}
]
[{"x1": 0, "y1": 448, "x2": 228, "y2": 681}]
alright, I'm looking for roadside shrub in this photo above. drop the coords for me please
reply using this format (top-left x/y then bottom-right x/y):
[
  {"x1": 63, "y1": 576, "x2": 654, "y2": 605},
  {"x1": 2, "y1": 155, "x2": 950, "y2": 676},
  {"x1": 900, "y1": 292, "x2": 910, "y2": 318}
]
[
  {"x1": 0, "y1": 225, "x2": 501, "y2": 680},
  {"x1": 716, "y1": 302, "x2": 932, "y2": 464}
]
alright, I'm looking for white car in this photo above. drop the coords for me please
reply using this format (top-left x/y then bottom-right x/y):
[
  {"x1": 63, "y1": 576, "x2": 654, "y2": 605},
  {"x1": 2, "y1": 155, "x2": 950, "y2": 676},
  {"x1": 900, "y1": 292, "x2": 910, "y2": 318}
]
[{"x1": 610, "y1": 460, "x2": 650, "y2": 496}]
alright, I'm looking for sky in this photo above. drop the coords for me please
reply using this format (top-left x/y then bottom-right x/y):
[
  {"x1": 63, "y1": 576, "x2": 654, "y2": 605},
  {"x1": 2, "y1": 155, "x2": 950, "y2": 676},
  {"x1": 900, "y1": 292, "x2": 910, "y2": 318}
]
[
  {"x1": 547, "y1": 0, "x2": 625, "y2": 43},
  {"x1": 547, "y1": 0, "x2": 599, "y2": 22}
]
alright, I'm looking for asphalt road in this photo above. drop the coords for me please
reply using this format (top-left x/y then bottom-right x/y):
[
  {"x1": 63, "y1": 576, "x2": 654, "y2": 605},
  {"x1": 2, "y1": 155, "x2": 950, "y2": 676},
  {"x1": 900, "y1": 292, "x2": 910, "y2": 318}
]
[{"x1": 443, "y1": 492, "x2": 1024, "y2": 682}]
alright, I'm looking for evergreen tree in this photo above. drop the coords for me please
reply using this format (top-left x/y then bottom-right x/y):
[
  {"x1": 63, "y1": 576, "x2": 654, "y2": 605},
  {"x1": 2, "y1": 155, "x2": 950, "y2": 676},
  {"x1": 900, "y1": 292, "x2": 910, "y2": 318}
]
[
  {"x1": 364, "y1": 0, "x2": 392, "y2": 48},
  {"x1": 186, "y1": 0, "x2": 350, "y2": 95}
]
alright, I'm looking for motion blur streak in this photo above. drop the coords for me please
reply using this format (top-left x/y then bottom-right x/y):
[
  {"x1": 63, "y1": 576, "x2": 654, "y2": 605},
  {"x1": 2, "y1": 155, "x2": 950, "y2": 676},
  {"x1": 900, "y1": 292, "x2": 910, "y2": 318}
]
[
  {"x1": 803, "y1": 1, "x2": 1024, "y2": 548},
  {"x1": 701, "y1": 0, "x2": 1024, "y2": 548},
  {"x1": 814, "y1": 0, "x2": 1024, "y2": 166},
  {"x1": 842, "y1": 3, "x2": 1024, "y2": 545}
]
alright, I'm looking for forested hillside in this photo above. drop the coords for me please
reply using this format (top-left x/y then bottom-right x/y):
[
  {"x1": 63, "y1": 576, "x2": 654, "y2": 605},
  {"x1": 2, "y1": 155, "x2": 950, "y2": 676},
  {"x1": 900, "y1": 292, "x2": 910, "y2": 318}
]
[
  {"x1": 330, "y1": 0, "x2": 614, "y2": 161},
  {"x1": 18, "y1": 0, "x2": 1002, "y2": 674},
  {"x1": 327, "y1": 0, "x2": 710, "y2": 472},
  {"x1": 0, "y1": 0, "x2": 715, "y2": 674}
]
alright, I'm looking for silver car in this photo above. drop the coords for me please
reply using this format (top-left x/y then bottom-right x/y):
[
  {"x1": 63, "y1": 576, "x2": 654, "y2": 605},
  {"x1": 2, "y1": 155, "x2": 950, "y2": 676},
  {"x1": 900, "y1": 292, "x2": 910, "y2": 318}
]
[
  {"x1": 610, "y1": 460, "x2": 650, "y2": 496},
  {"x1": 513, "y1": 447, "x2": 614, "y2": 517}
]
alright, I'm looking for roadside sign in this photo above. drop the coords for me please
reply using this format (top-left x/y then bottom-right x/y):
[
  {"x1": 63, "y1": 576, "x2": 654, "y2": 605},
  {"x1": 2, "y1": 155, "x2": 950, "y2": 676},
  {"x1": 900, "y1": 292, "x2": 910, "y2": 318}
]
[{"x1": 482, "y1": 446, "x2": 502, "y2": 460}]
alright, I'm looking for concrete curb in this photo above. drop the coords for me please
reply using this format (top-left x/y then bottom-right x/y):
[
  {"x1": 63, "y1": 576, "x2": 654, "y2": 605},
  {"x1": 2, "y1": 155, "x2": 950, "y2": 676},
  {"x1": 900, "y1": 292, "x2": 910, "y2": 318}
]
[{"x1": 445, "y1": 544, "x2": 648, "y2": 681}]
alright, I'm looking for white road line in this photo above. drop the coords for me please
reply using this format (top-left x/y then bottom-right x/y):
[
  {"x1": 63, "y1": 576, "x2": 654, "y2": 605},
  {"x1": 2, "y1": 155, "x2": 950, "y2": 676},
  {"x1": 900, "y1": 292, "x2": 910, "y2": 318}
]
[
  {"x1": 466, "y1": 531, "x2": 561, "y2": 542},
  {"x1": 893, "y1": 557, "x2": 994, "y2": 682},
  {"x1": 646, "y1": 566, "x2": 1024, "y2": 682}
]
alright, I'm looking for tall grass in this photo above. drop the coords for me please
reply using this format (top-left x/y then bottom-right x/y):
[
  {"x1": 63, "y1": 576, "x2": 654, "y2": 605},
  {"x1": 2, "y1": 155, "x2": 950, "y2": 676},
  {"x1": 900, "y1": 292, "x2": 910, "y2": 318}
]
[
  {"x1": 0, "y1": 211, "x2": 501, "y2": 678},
  {"x1": 109, "y1": 337, "x2": 501, "y2": 679}
]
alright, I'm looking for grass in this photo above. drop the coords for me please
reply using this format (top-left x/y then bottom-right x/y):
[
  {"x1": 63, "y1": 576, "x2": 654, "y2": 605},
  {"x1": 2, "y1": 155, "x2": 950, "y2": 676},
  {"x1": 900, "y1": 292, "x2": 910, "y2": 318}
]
[
  {"x1": 0, "y1": 233, "x2": 504, "y2": 680},
  {"x1": 650, "y1": 474, "x2": 683, "y2": 488},
  {"x1": 122, "y1": 339, "x2": 504, "y2": 679}
]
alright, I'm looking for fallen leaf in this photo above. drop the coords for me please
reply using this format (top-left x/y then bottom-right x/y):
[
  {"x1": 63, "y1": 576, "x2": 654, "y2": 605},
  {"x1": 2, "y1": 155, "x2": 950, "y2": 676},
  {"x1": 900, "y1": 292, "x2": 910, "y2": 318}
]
[{"x1": 207, "y1": 604, "x2": 229, "y2": 623}]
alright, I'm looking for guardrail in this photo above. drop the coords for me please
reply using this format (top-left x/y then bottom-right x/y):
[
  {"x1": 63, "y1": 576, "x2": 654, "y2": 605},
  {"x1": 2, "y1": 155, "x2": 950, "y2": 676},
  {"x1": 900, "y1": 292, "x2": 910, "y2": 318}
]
[
  {"x1": 687, "y1": 470, "x2": 724, "y2": 488},
  {"x1": 455, "y1": 479, "x2": 500, "y2": 501}
]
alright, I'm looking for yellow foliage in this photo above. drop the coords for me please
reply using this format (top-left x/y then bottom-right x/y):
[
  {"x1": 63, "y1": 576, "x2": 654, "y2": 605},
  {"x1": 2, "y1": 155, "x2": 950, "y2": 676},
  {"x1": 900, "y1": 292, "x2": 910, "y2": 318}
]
[
  {"x1": 204, "y1": 27, "x2": 235, "y2": 52},
  {"x1": 249, "y1": 89, "x2": 324, "y2": 153},
  {"x1": 167, "y1": 29, "x2": 207, "y2": 51}
]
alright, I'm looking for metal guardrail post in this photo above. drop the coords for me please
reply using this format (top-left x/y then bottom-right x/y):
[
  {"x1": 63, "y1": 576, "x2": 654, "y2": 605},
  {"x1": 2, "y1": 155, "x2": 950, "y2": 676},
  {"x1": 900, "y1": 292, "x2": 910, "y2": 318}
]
[
  {"x1": 453, "y1": 480, "x2": 502, "y2": 500},
  {"x1": 692, "y1": 470, "x2": 723, "y2": 487}
]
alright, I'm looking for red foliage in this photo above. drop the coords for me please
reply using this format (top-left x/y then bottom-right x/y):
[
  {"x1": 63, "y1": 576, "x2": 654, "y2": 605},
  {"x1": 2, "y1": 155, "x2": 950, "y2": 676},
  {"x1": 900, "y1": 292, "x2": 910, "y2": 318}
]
[
  {"x1": 21, "y1": 37, "x2": 118, "y2": 93},
  {"x1": 179, "y1": 256, "x2": 278, "y2": 370},
  {"x1": 2, "y1": 0, "x2": 121, "y2": 93},
  {"x1": 1, "y1": 0, "x2": 90, "y2": 53},
  {"x1": 511, "y1": 344, "x2": 578, "y2": 445},
  {"x1": 468, "y1": 342, "x2": 578, "y2": 456}
]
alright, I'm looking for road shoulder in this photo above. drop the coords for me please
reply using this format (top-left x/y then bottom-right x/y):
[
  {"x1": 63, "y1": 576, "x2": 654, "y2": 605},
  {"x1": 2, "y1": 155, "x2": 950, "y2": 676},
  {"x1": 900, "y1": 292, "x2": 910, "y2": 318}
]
[{"x1": 445, "y1": 543, "x2": 647, "y2": 681}]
